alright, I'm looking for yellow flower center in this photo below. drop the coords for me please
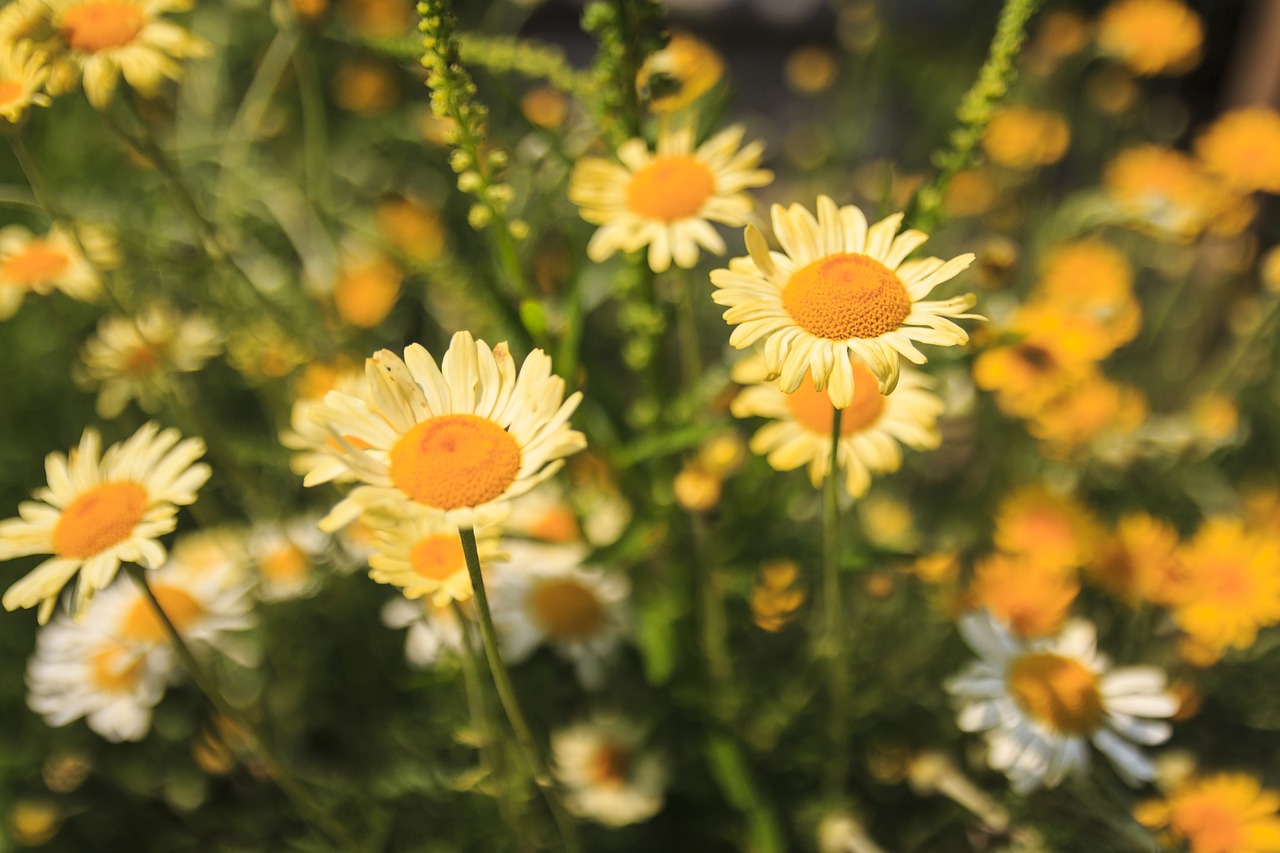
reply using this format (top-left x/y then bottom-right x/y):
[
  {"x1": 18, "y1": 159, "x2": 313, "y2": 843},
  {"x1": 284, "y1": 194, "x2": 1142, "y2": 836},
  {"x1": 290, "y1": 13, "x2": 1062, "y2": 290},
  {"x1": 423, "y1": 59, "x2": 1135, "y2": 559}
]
[
  {"x1": 409, "y1": 534, "x2": 465, "y2": 582},
  {"x1": 261, "y1": 544, "x2": 310, "y2": 583},
  {"x1": 529, "y1": 577, "x2": 606, "y2": 641},
  {"x1": 528, "y1": 507, "x2": 580, "y2": 543},
  {"x1": 783, "y1": 253, "x2": 912, "y2": 340},
  {"x1": 88, "y1": 645, "x2": 143, "y2": 692},
  {"x1": 626, "y1": 154, "x2": 715, "y2": 222},
  {"x1": 2, "y1": 242, "x2": 70, "y2": 286},
  {"x1": 389, "y1": 415, "x2": 522, "y2": 510},
  {"x1": 123, "y1": 343, "x2": 159, "y2": 376},
  {"x1": 51, "y1": 481, "x2": 148, "y2": 559},
  {"x1": 0, "y1": 80, "x2": 24, "y2": 107},
  {"x1": 588, "y1": 742, "x2": 633, "y2": 786},
  {"x1": 119, "y1": 583, "x2": 204, "y2": 642},
  {"x1": 784, "y1": 360, "x2": 886, "y2": 433},
  {"x1": 1006, "y1": 652, "x2": 1104, "y2": 735},
  {"x1": 61, "y1": 2, "x2": 145, "y2": 53}
]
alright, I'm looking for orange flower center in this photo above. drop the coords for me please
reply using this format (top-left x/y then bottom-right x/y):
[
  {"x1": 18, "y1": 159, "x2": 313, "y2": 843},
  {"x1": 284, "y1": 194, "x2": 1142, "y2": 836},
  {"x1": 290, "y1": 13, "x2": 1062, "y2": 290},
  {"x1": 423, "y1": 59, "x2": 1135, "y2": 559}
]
[
  {"x1": 260, "y1": 544, "x2": 310, "y2": 583},
  {"x1": 124, "y1": 343, "x2": 159, "y2": 376},
  {"x1": 528, "y1": 506, "x2": 580, "y2": 543},
  {"x1": 119, "y1": 583, "x2": 204, "y2": 642},
  {"x1": 61, "y1": 2, "x2": 145, "y2": 53},
  {"x1": 782, "y1": 253, "x2": 912, "y2": 340},
  {"x1": 2, "y1": 242, "x2": 70, "y2": 286},
  {"x1": 89, "y1": 645, "x2": 144, "y2": 692},
  {"x1": 588, "y1": 743, "x2": 634, "y2": 786},
  {"x1": 1006, "y1": 652, "x2": 1104, "y2": 735},
  {"x1": 0, "y1": 80, "x2": 24, "y2": 107},
  {"x1": 784, "y1": 359, "x2": 886, "y2": 432},
  {"x1": 626, "y1": 154, "x2": 715, "y2": 222},
  {"x1": 51, "y1": 481, "x2": 148, "y2": 559},
  {"x1": 409, "y1": 534, "x2": 466, "y2": 582},
  {"x1": 1202, "y1": 559, "x2": 1256, "y2": 607},
  {"x1": 389, "y1": 415, "x2": 521, "y2": 510},
  {"x1": 529, "y1": 577, "x2": 606, "y2": 641}
]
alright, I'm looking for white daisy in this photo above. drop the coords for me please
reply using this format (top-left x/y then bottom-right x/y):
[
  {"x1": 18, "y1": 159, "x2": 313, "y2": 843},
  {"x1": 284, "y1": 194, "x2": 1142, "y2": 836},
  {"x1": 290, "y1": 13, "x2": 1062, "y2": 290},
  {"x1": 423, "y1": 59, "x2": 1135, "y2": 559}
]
[
  {"x1": 730, "y1": 351, "x2": 944, "y2": 496},
  {"x1": 365, "y1": 510, "x2": 502, "y2": 606},
  {"x1": 247, "y1": 518, "x2": 330, "y2": 602},
  {"x1": 488, "y1": 541, "x2": 629, "y2": 689},
  {"x1": 569, "y1": 124, "x2": 773, "y2": 273},
  {"x1": 303, "y1": 331, "x2": 586, "y2": 530},
  {"x1": 0, "y1": 423, "x2": 210, "y2": 624},
  {"x1": 380, "y1": 596, "x2": 466, "y2": 669},
  {"x1": 711, "y1": 196, "x2": 978, "y2": 404},
  {"x1": 946, "y1": 611, "x2": 1178, "y2": 794},
  {"x1": 504, "y1": 482, "x2": 585, "y2": 545},
  {"x1": 551, "y1": 714, "x2": 666, "y2": 827},
  {"x1": 280, "y1": 369, "x2": 370, "y2": 486},
  {"x1": 0, "y1": 223, "x2": 100, "y2": 320}
]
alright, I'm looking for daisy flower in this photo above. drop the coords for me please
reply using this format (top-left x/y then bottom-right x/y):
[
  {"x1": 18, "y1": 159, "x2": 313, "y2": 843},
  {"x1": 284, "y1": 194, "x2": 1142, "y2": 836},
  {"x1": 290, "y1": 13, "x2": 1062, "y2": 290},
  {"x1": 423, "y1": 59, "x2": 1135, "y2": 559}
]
[
  {"x1": 730, "y1": 351, "x2": 944, "y2": 497},
  {"x1": 1096, "y1": 0, "x2": 1203, "y2": 77},
  {"x1": 568, "y1": 124, "x2": 773, "y2": 273},
  {"x1": 1195, "y1": 107, "x2": 1280, "y2": 195},
  {"x1": 992, "y1": 485, "x2": 1102, "y2": 571},
  {"x1": 247, "y1": 519, "x2": 330, "y2": 602},
  {"x1": 711, "y1": 196, "x2": 977, "y2": 405},
  {"x1": 0, "y1": 39, "x2": 50, "y2": 123},
  {"x1": 77, "y1": 303, "x2": 221, "y2": 418},
  {"x1": 636, "y1": 31, "x2": 724, "y2": 114},
  {"x1": 968, "y1": 553, "x2": 1080, "y2": 639},
  {"x1": 365, "y1": 511, "x2": 501, "y2": 606},
  {"x1": 504, "y1": 483, "x2": 584, "y2": 545},
  {"x1": 551, "y1": 715, "x2": 666, "y2": 827},
  {"x1": 946, "y1": 611, "x2": 1178, "y2": 794},
  {"x1": 1136, "y1": 772, "x2": 1280, "y2": 853},
  {"x1": 0, "y1": 423, "x2": 210, "y2": 624},
  {"x1": 304, "y1": 331, "x2": 586, "y2": 530},
  {"x1": 488, "y1": 541, "x2": 630, "y2": 689},
  {"x1": 380, "y1": 596, "x2": 467, "y2": 668},
  {"x1": 49, "y1": 0, "x2": 210, "y2": 109},
  {"x1": 280, "y1": 369, "x2": 369, "y2": 486},
  {"x1": 0, "y1": 224, "x2": 100, "y2": 320}
]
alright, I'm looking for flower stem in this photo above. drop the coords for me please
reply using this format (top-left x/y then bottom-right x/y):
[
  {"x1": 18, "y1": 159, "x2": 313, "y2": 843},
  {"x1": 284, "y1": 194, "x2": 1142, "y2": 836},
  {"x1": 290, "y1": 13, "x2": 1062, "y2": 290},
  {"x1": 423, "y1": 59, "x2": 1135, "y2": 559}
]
[
  {"x1": 822, "y1": 408, "x2": 849, "y2": 799},
  {"x1": 458, "y1": 527, "x2": 581, "y2": 853},
  {"x1": 124, "y1": 565, "x2": 359, "y2": 849}
]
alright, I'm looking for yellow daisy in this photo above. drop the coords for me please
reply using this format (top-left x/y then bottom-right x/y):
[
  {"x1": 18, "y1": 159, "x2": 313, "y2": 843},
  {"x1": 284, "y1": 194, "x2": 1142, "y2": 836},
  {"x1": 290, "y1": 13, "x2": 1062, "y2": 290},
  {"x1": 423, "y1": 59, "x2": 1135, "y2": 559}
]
[
  {"x1": 993, "y1": 485, "x2": 1102, "y2": 571},
  {"x1": 280, "y1": 369, "x2": 370, "y2": 486},
  {"x1": 0, "y1": 224, "x2": 100, "y2": 319},
  {"x1": 1195, "y1": 107, "x2": 1280, "y2": 195},
  {"x1": 1103, "y1": 145, "x2": 1230, "y2": 239},
  {"x1": 1136, "y1": 772, "x2": 1280, "y2": 853},
  {"x1": 1096, "y1": 0, "x2": 1202, "y2": 76},
  {"x1": 969, "y1": 552, "x2": 1080, "y2": 639},
  {"x1": 711, "y1": 195, "x2": 977, "y2": 405},
  {"x1": 636, "y1": 31, "x2": 724, "y2": 114},
  {"x1": 568, "y1": 124, "x2": 773, "y2": 273},
  {"x1": 1088, "y1": 513, "x2": 1188, "y2": 608},
  {"x1": 366, "y1": 511, "x2": 501, "y2": 606},
  {"x1": 0, "y1": 423, "x2": 210, "y2": 624},
  {"x1": 980, "y1": 105, "x2": 1070, "y2": 170},
  {"x1": 729, "y1": 351, "x2": 944, "y2": 497},
  {"x1": 1026, "y1": 373, "x2": 1147, "y2": 458},
  {"x1": 49, "y1": 0, "x2": 209, "y2": 109},
  {"x1": 304, "y1": 331, "x2": 586, "y2": 530},
  {"x1": 0, "y1": 40, "x2": 50, "y2": 122}
]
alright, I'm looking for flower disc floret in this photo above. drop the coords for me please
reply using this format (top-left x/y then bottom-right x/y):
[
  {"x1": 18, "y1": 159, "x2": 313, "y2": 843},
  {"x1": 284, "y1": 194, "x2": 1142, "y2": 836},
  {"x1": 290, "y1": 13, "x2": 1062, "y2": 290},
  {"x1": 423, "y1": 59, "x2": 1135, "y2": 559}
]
[
  {"x1": 389, "y1": 415, "x2": 522, "y2": 510},
  {"x1": 60, "y1": 2, "x2": 144, "y2": 51},
  {"x1": 1006, "y1": 652, "x2": 1104, "y2": 736},
  {"x1": 783, "y1": 254, "x2": 912, "y2": 340},
  {"x1": 51, "y1": 482, "x2": 147, "y2": 559}
]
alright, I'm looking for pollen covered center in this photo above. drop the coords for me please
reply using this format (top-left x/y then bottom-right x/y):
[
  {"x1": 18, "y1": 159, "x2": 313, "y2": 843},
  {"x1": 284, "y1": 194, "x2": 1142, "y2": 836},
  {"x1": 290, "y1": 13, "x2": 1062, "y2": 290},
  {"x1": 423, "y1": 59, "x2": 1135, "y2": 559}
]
[
  {"x1": 89, "y1": 645, "x2": 144, "y2": 692},
  {"x1": 119, "y1": 583, "x2": 204, "y2": 642},
  {"x1": 529, "y1": 578, "x2": 606, "y2": 641},
  {"x1": 785, "y1": 359, "x2": 886, "y2": 433},
  {"x1": 2, "y1": 242, "x2": 70, "y2": 286},
  {"x1": 589, "y1": 743, "x2": 634, "y2": 787},
  {"x1": 1007, "y1": 652, "x2": 1104, "y2": 736},
  {"x1": 626, "y1": 154, "x2": 716, "y2": 222},
  {"x1": 51, "y1": 481, "x2": 148, "y2": 559},
  {"x1": 409, "y1": 534, "x2": 466, "y2": 582},
  {"x1": 783, "y1": 253, "x2": 912, "y2": 340},
  {"x1": 61, "y1": 2, "x2": 146, "y2": 52},
  {"x1": 261, "y1": 544, "x2": 310, "y2": 583},
  {"x1": 389, "y1": 414, "x2": 521, "y2": 510}
]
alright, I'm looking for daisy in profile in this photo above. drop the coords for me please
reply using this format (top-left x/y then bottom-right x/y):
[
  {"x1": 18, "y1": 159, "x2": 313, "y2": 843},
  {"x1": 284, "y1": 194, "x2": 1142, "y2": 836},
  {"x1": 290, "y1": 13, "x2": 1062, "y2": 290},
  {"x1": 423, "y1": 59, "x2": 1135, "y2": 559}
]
[
  {"x1": 1136, "y1": 771, "x2": 1280, "y2": 852},
  {"x1": 366, "y1": 511, "x2": 501, "y2": 606},
  {"x1": 0, "y1": 423, "x2": 210, "y2": 623},
  {"x1": 304, "y1": 331, "x2": 586, "y2": 530},
  {"x1": 551, "y1": 714, "x2": 666, "y2": 827},
  {"x1": 77, "y1": 303, "x2": 221, "y2": 418},
  {"x1": 946, "y1": 611, "x2": 1178, "y2": 794},
  {"x1": 0, "y1": 40, "x2": 50, "y2": 123},
  {"x1": 0, "y1": 224, "x2": 100, "y2": 320},
  {"x1": 711, "y1": 196, "x2": 977, "y2": 405},
  {"x1": 48, "y1": 0, "x2": 209, "y2": 109},
  {"x1": 380, "y1": 596, "x2": 466, "y2": 669},
  {"x1": 280, "y1": 369, "x2": 369, "y2": 486},
  {"x1": 569, "y1": 124, "x2": 772, "y2": 273},
  {"x1": 488, "y1": 541, "x2": 630, "y2": 689},
  {"x1": 730, "y1": 351, "x2": 944, "y2": 497}
]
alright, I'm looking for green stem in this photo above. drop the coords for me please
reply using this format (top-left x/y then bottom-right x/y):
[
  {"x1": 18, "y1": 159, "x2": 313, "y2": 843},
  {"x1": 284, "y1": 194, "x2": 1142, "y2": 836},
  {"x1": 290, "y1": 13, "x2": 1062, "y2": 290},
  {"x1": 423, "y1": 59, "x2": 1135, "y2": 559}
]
[
  {"x1": 458, "y1": 527, "x2": 581, "y2": 853},
  {"x1": 693, "y1": 514, "x2": 733, "y2": 718},
  {"x1": 822, "y1": 408, "x2": 849, "y2": 800},
  {"x1": 124, "y1": 565, "x2": 359, "y2": 849}
]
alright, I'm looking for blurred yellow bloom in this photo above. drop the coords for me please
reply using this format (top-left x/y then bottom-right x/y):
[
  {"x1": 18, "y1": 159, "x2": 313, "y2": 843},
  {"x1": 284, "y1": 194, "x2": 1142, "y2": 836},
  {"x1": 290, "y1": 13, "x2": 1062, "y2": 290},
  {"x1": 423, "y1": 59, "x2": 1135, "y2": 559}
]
[
  {"x1": 1136, "y1": 772, "x2": 1280, "y2": 853},
  {"x1": 375, "y1": 195, "x2": 445, "y2": 265},
  {"x1": 1195, "y1": 107, "x2": 1280, "y2": 195},
  {"x1": 904, "y1": 552, "x2": 958, "y2": 585},
  {"x1": 290, "y1": 0, "x2": 327, "y2": 22},
  {"x1": 332, "y1": 56, "x2": 399, "y2": 116},
  {"x1": 969, "y1": 552, "x2": 1079, "y2": 638},
  {"x1": 521, "y1": 85, "x2": 568, "y2": 129},
  {"x1": 1087, "y1": 513, "x2": 1188, "y2": 607},
  {"x1": 697, "y1": 433, "x2": 746, "y2": 479},
  {"x1": 333, "y1": 251, "x2": 402, "y2": 329},
  {"x1": 1026, "y1": 372, "x2": 1147, "y2": 457},
  {"x1": 295, "y1": 357, "x2": 358, "y2": 401},
  {"x1": 1190, "y1": 392, "x2": 1239, "y2": 443},
  {"x1": 637, "y1": 31, "x2": 723, "y2": 114},
  {"x1": 784, "y1": 45, "x2": 838, "y2": 94},
  {"x1": 0, "y1": 223, "x2": 100, "y2": 319},
  {"x1": 226, "y1": 321, "x2": 308, "y2": 380},
  {"x1": 1028, "y1": 7, "x2": 1091, "y2": 67},
  {"x1": 751, "y1": 558, "x2": 805, "y2": 632},
  {"x1": 1104, "y1": 145, "x2": 1241, "y2": 240},
  {"x1": 941, "y1": 168, "x2": 998, "y2": 219},
  {"x1": 9, "y1": 799, "x2": 58, "y2": 846},
  {"x1": 0, "y1": 40, "x2": 50, "y2": 122},
  {"x1": 993, "y1": 485, "x2": 1101, "y2": 571},
  {"x1": 981, "y1": 105, "x2": 1070, "y2": 170},
  {"x1": 673, "y1": 462, "x2": 721, "y2": 513},
  {"x1": 1035, "y1": 240, "x2": 1140, "y2": 350},
  {"x1": 1097, "y1": 0, "x2": 1202, "y2": 76}
]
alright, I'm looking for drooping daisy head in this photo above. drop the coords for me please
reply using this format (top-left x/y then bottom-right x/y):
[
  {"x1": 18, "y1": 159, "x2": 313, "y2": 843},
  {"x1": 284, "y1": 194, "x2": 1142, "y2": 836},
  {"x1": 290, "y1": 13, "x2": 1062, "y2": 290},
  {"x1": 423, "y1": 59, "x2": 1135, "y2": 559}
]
[
  {"x1": 0, "y1": 39, "x2": 50, "y2": 122},
  {"x1": 569, "y1": 124, "x2": 773, "y2": 273},
  {"x1": 711, "y1": 196, "x2": 977, "y2": 406},
  {"x1": 946, "y1": 611, "x2": 1177, "y2": 794},
  {"x1": 488, "y1": 541, "x2": 630, "y2": 689},
  {"x1": 305, "y1": 331, "x2": 586, "y2": 530},
  {"x1": 1135, "y1": 771, "x2": 1280, "y2": 853},
  {"x1": 48, "y1": 0, "x2": 210, "y2": 109},
  {"x1": 0, "y1": 423, "x2": 210, "y2": 623},
  {"x1": 551, "y1": 714, "x2": 666, "y2": 827},
  {"x1": 730, "y1": 350, "x2": 944, "y2": 497},
  {"x1": 366, "y1": 510, "x2": 501, "y2": 606},
  {"x1": 0, "y1": 223, "x2": 100, "y2": 320},
  {"x1": 1096, "y1": 0, "x2": 1203, "y2": 77}
]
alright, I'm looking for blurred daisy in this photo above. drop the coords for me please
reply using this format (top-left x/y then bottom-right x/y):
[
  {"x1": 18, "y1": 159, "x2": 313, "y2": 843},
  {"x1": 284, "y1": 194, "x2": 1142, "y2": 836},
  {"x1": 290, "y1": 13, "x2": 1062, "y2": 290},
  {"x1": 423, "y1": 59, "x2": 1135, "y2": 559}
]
[
  {"x1": 636, "y1": 31, "x2": 724, "y2": 114},
  {"x1": 247, "y1": 519, "x2": 329, "y2": 601},
  {"x1": 77, "y1": 303, "x2": 221, "y2": 418},
  {"x1": 1136, "y1": 772, "x2": 1280, "y2": 853},
  {"x1": 569, "y1": 125, "x2": 772, "y2": 273},
  {"x1": 305, "y1": 331, "x2": 586, "y2": 530},
  {"x1": 0, "y1": 40, "x2": 50, "y2": 122},
  {"x1": 380, "y1": 596, "x2": 466, "y2": 668},
  {"x1": 1088, "y1": 513, "x2": 1188, "y2": 608},
  {"x1": 280, "y1": 369, "x2": 369, "y2": 486},
  {"x1": 1096, "y1": 0, "x2": 1202, "y2": 76},
  {"x1": 49, "y1": 0, "x2": 210, "y2": 109},
  {"x1": 1103, "y1": 146, "x2": 1230, "y2": 239},
  {"x1": 552, "y1": 715, "x2": 665, "y2": 826},
  {"x1": 488, "y1": 542, "x2": 629, "y2": 689},
  {"x1": 331, "y1": 248, "x2": 402, "y2": 329},
  {"x1": 0, "y1": 224, "x2": 100, "y2": 320},
  {"x1": 366, "y1": 512, "x2": 501, "y2": 606},
  {"x1": 969, "y1": 553, "x2": 1080, "y2": 639},
  {"x1": 1034, "y1": 240, "x2": 1140, "y2": 351},
  {"x1": 504, "y1": 483, "x2": 584, "y2": 545},
  {"x1": 980, "y1": 106, "x2": 1070, "y2": 170},
  {"x1": 1026, "y1": 373, "x2": 1147, "y2": 458},
  {"x1": 947, "y1": 611, "x2": 1177, "y2": 794},
  {"x1": 0, "y1": 423, "x2": 210, "y2": 623},
  {"x1": 1195, "y1": 107, "x2": 1280, "y2": 195},
  {"x1": 730, "y1": 351, "x2": 944, "y2": 497},
  {"x1": 992, "y1": 485, "x2": 1101, "y2": 571},
  {"x1": 711, "y1": 196, "x2": 977, "y2": 405}
]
